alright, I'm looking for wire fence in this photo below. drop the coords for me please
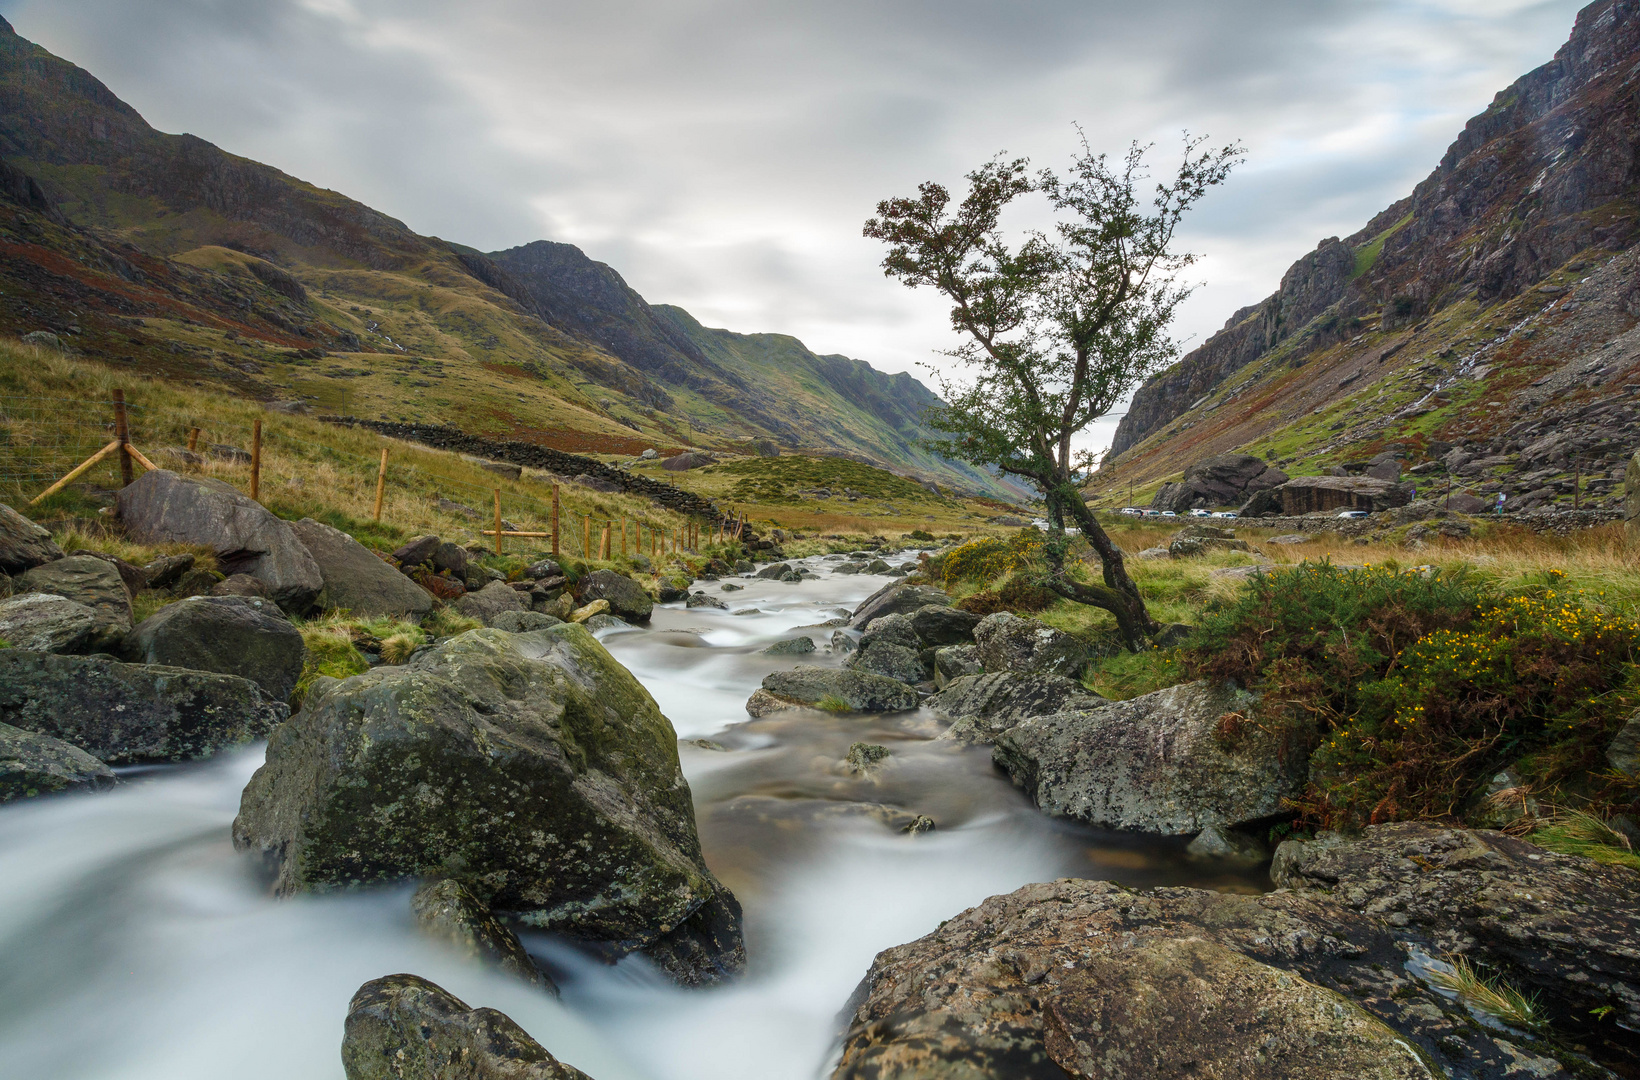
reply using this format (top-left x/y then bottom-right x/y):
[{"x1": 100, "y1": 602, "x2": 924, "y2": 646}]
[{"x1": 0, "y1": 392, "x2": 737, "y2": 562}]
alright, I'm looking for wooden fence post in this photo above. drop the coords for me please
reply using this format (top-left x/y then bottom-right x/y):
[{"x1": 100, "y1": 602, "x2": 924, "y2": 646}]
[
  {"x1": 600, "y1": 522, "x2": 611, "y2": 560},
  {"x1": 494, "y1": 489, "x2": 503, "y2": 555},
  {"x1": 584, "y1": 516, "x2": 592, "y2": 559},
  {"x1": 113, "y1": 389, "x2": 133, "y2": 487},
  {"x1": 551, "y1": 485, "x2": 560, "y2": 557},
  {"x1": 250, "y1": 418, "x2": 262, "y2": 501},
  {"x1": 187, "y1": 427, "x2": 201, "y2": 452},
  {"x1": 620, "y1": 519, "x2": 628, "y2": 557},
  {"x1": 373, "y1": 449, "x2": 389, "y2": 522}
]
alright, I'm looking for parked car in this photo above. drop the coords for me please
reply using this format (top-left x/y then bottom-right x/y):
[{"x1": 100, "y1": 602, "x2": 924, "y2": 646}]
[
  {"x1": 1211, "y1": 511, "x2": 1238, "y2": 519},
  {"x1": 1189, "y1": 508, "x2": 1212, "y2": 517},
  {"x1": 1161, "y1": 511, "x2": 1178, "y2": 517},
  {"x1": 1337, "y1": 509, "x2": 1369, "y2": 519},
  {"x1": 1118, "y1": 507, "x2": 1144, "y2": 517}
]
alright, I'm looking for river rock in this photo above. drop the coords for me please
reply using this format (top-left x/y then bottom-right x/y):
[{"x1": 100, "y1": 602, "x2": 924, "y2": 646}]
[
  {"x1": 845, "y1": 641, "x2": 924, "y2": 685},
  {"x1": 0, "y1": 503, "x2": 61, "y2": 573},
  {"x1": 762, "y1": 636, "x2": 815, "y2": 655},
  {"x1": 409, "y1": 878, "x2": 553, "y2": 992},
  {"x1": 489, "y1": 610, "x2": 563, "y2": 633},
  {"x1": 115, "y1": 470, "x2": 322, "y2": 611},
  {"x1": 832, "y1": 876, "x2": 1565, "y2": 1080},
  {"x1": 932, "y1": 643, "x2": 982, "y2": 686},
  {"x1": 972, "y1": 612, "x2": 1089, "y2": 679},
  {"x1": 0, "y1": 650, "x2": 286, "y2": 763},
  {"x1": 454, "y1": 579, "x2": 528, "y2": 626},
  {"x1": 908, "y1": 604, "x2": 981, "y2": 647},
  {"x1": 581, "y1": 613, "x2": 629, "y2": 633},
  {"x1": 341, "y1": 974, "x2": 591, "y2": 1080},
  {"x1": 575, "y1": 569, "x2": 653, "y2": 623},
  {"x1": 754, "y1": 666, "x2": 918, "y2": 714},
  {"x1": 1273, "y1": 821, "x2": 1640, "y2": 1034},
  {"x1": 858, "y1": 612, "x2": 919, "y2": 650},
  {"x1": 930, "y1": 671, "x2": 1105, "y2": 745},
  {"x1": 849, "y1": 582, "x2": 951, "y2": 629},
  {"x1": 233, "y1": 625, "x2": 744, "y2": 985},
  {"x1": 122, "y1": 595, "x2": 306, "y2": 703},
  {"x1": 15, "y1": 554, "x2": 132, "y2": 651},
  {"x1": 0, "y1": 593, "x2": 97, "y2": 653},
  {"x1": 992, "y1": 680, "x2": 1303, "y2": 834},
  {"x1": 843, "y1": 742, "x2": 891, "y2": 776},
  {"x1": 289, "y1": 519, "x2": 434, "y2": 617},
  {"x1": 686, "y1": 591, "x2": 727, "y2": 610},
  {"x1": 0, "y1": 721, "x2": 116, "y2": 802},
  {"x1": 755, "y1": 562, "x2": 793, "y2": 580}
]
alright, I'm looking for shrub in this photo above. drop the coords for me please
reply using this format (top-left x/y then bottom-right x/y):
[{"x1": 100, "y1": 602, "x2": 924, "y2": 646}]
[
  {"x1": 930, "y1": 532, "x2": 1044, "y2": 591},
  {"x1": 956, "y1": 573, "x2": 1056, "y2": 615}
]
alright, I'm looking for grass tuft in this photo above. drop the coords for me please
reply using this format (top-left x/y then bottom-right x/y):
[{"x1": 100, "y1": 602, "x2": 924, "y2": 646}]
[
  {"x1": 1529, "y1": 810, "x2": 1640, "y2": 870},
  {"x1": 1425, "y1": 954, "x2": 1540, "y2": 1030}
]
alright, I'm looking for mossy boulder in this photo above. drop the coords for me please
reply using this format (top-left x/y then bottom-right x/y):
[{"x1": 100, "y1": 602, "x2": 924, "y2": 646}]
[
  {"x1": 575, "y1": 569, "x2": 653, "y2": 623},
  {"x1": 0, "y1": 721, "x2": 116, "y2": 802},
  {"x1": 232, "y1": 625, "x2": 744, "y2": 986},
  {"x1": 754, "y1": 666, "x2": 918, "y2": 714}
]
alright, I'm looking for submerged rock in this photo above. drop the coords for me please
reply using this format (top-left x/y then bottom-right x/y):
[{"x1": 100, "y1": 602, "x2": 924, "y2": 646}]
[
  {"x1": 0, "y1": 721, "x2": 116, "y2": 802},
  {"x1": 342, "y1": 974, "x2": 591, "y2": 1080},
  {"x1": 843, "y1": 742, "x2": 892, "y2": 776},
  {"x1": 409, "y1": 878, "x2": 554, "y2": 993},
  {"x1": 233, "y1": 625, "x2": 744, "y2": 986},
  {"x1": 929, "y1": 671, "x2": 1104, "y2": 745}
]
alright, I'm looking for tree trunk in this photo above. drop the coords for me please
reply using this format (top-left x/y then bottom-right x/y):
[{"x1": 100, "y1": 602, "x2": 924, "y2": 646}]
[{"x1": 1041, "y1": 478, "x2": 1157, "y2": 651}]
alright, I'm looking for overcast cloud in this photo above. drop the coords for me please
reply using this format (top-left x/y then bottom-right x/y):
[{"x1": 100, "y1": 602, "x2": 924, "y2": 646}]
[{"x1": 1, "y1": 0, "x2": 1587, "y2": 451}]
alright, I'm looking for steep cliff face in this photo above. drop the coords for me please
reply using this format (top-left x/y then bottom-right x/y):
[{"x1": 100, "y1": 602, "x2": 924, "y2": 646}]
[{"x1": 1110, "y1": 0, "x2": 1640, "y2": 461}]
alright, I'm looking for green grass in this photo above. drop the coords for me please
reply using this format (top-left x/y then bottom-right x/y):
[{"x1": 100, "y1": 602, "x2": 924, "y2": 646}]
[
  {"x1": 1529, "y1": 810, "x2": 1640, "y2": 870},
  {"x1": 1351, "y1": 212, "x2": 1415, "y2": 280}
]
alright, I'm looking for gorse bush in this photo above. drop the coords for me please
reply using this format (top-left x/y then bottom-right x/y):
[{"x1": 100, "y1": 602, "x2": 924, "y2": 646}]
[{"x1": 929, "y1": 532, "x2": 1044, "y2": 590}]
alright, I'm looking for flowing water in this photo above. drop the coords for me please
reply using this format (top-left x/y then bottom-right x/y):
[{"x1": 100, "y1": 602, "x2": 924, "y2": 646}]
[{"x1": 0, "y1": 555, "x2": 1264, "y2": 1080}]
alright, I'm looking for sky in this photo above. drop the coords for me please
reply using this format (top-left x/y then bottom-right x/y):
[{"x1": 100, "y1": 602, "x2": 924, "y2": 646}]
[{"x1": 2, "y1": 0, "x2": 1589, "y2": 453}]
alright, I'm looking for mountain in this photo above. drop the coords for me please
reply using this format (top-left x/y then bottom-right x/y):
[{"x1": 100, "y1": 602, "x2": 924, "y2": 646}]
[
  {"x1": 1096, "y1": 0, "x2": 1640, "y2": 515},
  {"x1": 0, "y1": 16, "x2": 1012, "y2": 498}
]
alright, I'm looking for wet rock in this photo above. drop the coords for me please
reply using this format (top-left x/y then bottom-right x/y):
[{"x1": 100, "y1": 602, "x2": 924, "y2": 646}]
[
  {"x1": 755, "y1": 666, "x2": 918, "y2": 714},
  {"x1": 0, "y1": 593, "x2": 97, "y2": 653},
  {"x1": 833, "y1": 561, "x2": 865, "y2": 575},
  {"x1": 830, "y1": 629, "x2": 858, "y2": 654},
  {"x1": 908, "y1": 604, "x2": 982, "y2": 647},
  {"x1": 844, "y1": 741, "x2": 891, "y2": 775},
  {"x1": 658, "y1": 581, "x2": 690, "y2": 602},
  {"x1": 733, "y1": 559, "x2": 754, "y2": 574},
  {"x1": 391, "y1": 535, "x2": 440, "y2": 567},
  {"x1": 932, "y1": 643, "x2": 982, "y2": 686},
  {"x1": 409, "y1": 878, "x2": 554, "y2": 993},
  {"x1": 122, "y1": 595, "x2": 306, "y2": 703},
  {"x1": 234, "y1": 625, "x2": 744, "y2": 985},
  {"x1": 575, "y1": 569, "x2": 653, "y2": 623},
  {"x1": 1186, "y1": 823, "x2": 1270, "y2": 865},
  {"x1": 972, "y1": 612, "x2": 1089, "y2": 679},
  {"x1": 454, "y1": 580, "x2": 529, "y2": 626},
  {"x1": 341, "y1": 974, "x2": 591, "y2": 1080},
  {"x1": 15, "y1": 554, "x2": 131, "y2": 651},
  {"x1": 0, "y1": 721, "x2": 116, "y2": 803},
  {"x1": 849, "y1": 581, "x2": 951, "y2": 630},
  {"x1": 992, "y1": 680, "x2": 1302, "y2": 834},
  {"x1": 686, "y1": 592, "x2": 727, "y2": 610},
  {"x1": 290, "y1": 518, "x2": 435, "y2": 618},
  {"x1": 0, "y1": 503, "x2": 62, "y2": 573},
  {"x1": 845, "y1": 641, "x2": 925, "y2": 684},
  {"x1": 763, "y1": 636, "x2": 815, "y2": 655},
  {"x1": 754, "y1": 562, "x2": 793, "y2": 580},
  {"x1": 116, "y1": 470, "x2": 322, "y2": 612},
  {"x1": 930, "y1": 671, "x2": 1104, "y2": 746},
  {"x1": 720, "y1": 582, "x2": 743, "y2": 592},
  {"x1": 865, "y1": 559, "x2": 892, "y2": 573},
  {"x1": 900, "y1": 815, "x2": 936, "y2": 836},
  {"x1": 489, "y1": 610, "x2": 563, "y2": 633},
  {"x1": 0, "y1": 651, "x2": 286, "y2": 764}
]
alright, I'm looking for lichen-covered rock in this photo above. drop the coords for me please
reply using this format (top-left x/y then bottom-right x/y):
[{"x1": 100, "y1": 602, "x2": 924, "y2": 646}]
[
  {"x1": 843, "y1": 742, "x2": 891, "y2": 776},
  {"x1": 0, "y1": 503, "x2": 62, "y2": 573},
  {"x1": 489, "y1": 610, "x2": 563, "y2": 633},
  {"x1": 845, "y1": 641, "x2": 925, "y2": 684},
  {"x1": 453, "y1": 579, "x2": 528, "y2": 626},
  {"x1": 754, "y1": 562, "x2": 793, "y2": 580},
  {"x1": 931, "y1": 643, "x2": 982, "y2": 687},
  {"x1": 115, "y1": 470, "x2": 322, "y2": 612},
  {"x1": 972, "y1": 612, "x2": 1089, "y2": 679},
  {"x1": 858, "y1": 612, "x2": 919, "y2": 650},
  {"x1": 16, "y1": 554, "x2": 132, "y2": 651},
  {"x1": 849, "y1": 582, "x2": 950, "y2": 629},
  {"x1": 409, "y1": 878, "x2": 554, "y2": 993},
  {"x1": 908, "y1": 604, "x2": 981, "y2": 647},
  {"x1": 1273, "y1": 822, "x2": 1640, "y2": 1034},
  {"x1": 833, "y1": 877, "x2": 1571, "y2": 1080},
  {"x1": 568, "y1": 599, "x2": 609, "y2": 623},
  {"x1": 992, "y1": 680, "x2": 1302, "y2": 834},
  {"x1": 0, "y1": 650, "x2": 286, "y2": 764},
  {"x1": 929, "y1": 671, "x2": 1104, "y2": 745},
  {"x1": 122, "y1": 595, "x2": 306, "y2": 703},
  {"x1": 233, "y1": 625, "x2": 743, "y2": 985},
  {"x1": 342, "y1": 974, "x2": 591, "y2": 1080},
  {"x1": 762, "y1": 636, "x2": 815, "y2": 655},
  {"x1": 574, "y1": 569, "x2": 653, "y2": 623},
  {"x1": 0, "y1": 592, "x2": 97, "y2": 653},
  {"x1": 686, "y1": 591, "x2": 727, "y2": 610},
  {"x1": 289, "y1": 518, "x2": 434, "y2": 618},
  {"x1": 0, "y1": 721, "x2": 116, "y2": 802},
  {"x1": 581, "y1": 613, "x2": 629, "y2": 633},
  {"x1": 755, "y1": 666, "x2": 918, "y2": 714}
]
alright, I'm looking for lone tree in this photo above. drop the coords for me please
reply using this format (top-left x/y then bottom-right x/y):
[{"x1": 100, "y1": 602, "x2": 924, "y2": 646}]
[{"x1": 864, "y1": 134, "x2": 1241, "y2": 649}]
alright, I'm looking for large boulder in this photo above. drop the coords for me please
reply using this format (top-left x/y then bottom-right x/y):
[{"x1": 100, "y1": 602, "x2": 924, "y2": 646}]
[
  {"x1": 0, "y1": 721, "x2": 116, "y2": 802},
  {"x1": 844, "y1": 641, "x2": 924, "y2": 684},
  {"x1": 972, "y1": 612, "x2": 1089, "y2": 679},
  {"x1": 16, "y1": 554, "x2": 132, "y2": 651},
  {"x1": 452, "y1": 579, "x2": 528, "y2": 626},
  {"x1": 289, "y1": 519, "x2": 433, "y2": 617},
  {"x1": 929, "y1": 671, "x2": 1105, "y2": 745},
  {"x1": 409, "y1": 878, "x2": 553, "y2": 992},
  {"x1": 1272, "y1": 475, "x2": 1413, "y2": 515},
  {"x1": 0, "y1": 503, "x2": 61, "y2": 573},
  {"x1": 753, "y1": 666, "x2": 918, "y2": 714},
  {"x1": 849, "y1": 582, "x2": 950, "y2": 629},
  {"x1": 832, "y1": 876, "x2": 1565, "y2": 1080},
  {"x1": 1273, "y1": 822, "x2": 1640, "y2": 1034},
  {"x1": 122, "y1": 595, "x2": 306, "y2": 703},
  {"x1": 992, "y1": 680, "x2": 1305, "y2": 834},
  {"x1": 574, "y1": 569, "x2": 653, "y2": 623},
  {"x1": 0, "y1": 651, "x2": 286, "y2": 764},
  {"x1": 908, "y1": 604, "x2": 981, "y2": 647},
  {"x1": 232, "y1": 625, "x2": 744, "y2": 986},
  {"x1": 0, "y1": 593, "x2": 97, "y2": 653},
  {"x1": 342, "y1": 975, "x2": 592, "y2": 1080},
  {"x1": 754, "y1": 562, "x2": 793, "y2": 580},
  {"x1": 1151, "y1": 453, "x2": 1288, "y2": 514},
  {"x1": 115, "y1": 470, "x2": 322, "y2": 611}
]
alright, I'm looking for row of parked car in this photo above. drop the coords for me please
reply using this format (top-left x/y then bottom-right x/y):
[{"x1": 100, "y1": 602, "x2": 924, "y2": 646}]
[{"x1": 1115, "y1": 507, "x2": 1240, "y2": 519}]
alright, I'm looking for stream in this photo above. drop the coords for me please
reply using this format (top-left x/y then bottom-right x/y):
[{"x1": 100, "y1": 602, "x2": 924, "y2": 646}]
[{"x1": 0, "y1": 555, "x2": 1264, "y2": 1080}]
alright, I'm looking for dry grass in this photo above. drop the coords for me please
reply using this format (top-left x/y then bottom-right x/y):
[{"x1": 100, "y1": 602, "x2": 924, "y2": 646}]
[{"x1": 1529, "y1": 809, "x2": 1640, "y2": 870}]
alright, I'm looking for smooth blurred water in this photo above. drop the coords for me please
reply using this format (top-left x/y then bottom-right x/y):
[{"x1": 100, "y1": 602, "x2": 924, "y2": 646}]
[{"x1": 0, "y1": 555, "x2": 1262, "y2": 1080}]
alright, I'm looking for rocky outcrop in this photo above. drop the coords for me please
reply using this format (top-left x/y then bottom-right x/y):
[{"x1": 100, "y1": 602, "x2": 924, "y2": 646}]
[
  {"x1": 409, "y1": 878, "x2": 553, "y2": 993},
  {"x1": 15, "y1": 554, "x2": 132, "y2": 651},
  {"x1": 972, "y1": 612, "x2": 1089, "y2": 679},
  {"x1": 929, "y1": 671, "x2": 1105, "y2": 745},
  {"x1": 289, "y1": 518, "x2": 433, "y2": 617},
  {"x1": 574, "y1": 569, "x2": 653, "y2": 623},
  {"x1": 0, "y1": 650, "x2": 286, "y2": 763},
  {"x1": 122, "y1": 595, "x2": 306, "y2": 703},
  {"x1": 115, "y1": 470, "x2": 322, "y2": 612},
  {"x1": 992, "y1": 680, "x2": 1304, "y2": 834},
  {"x1": 342, "y1": 974, "x2": 592, "y2": 1080},
  {"x1": 751, "y1": 666, "x2": 918, "y2": 714},
  {"x1": 0, "y1": 592, "x2": 96, "y2": 653},
  {"x1": 233, "y1": 625, "x2": 743, "y2": 986},
  {"x1": 0, "y1": 503, "x2": 61, "y2": 573},
  {"x1": 0, "y1": 721, "x2": 116, "y2": 802},
  {"x1": 849, "y1": 582, "x2": 950, "y2": 630},
  {"x1": 1271, "y1": 475, "x2": 1414, "y2": 515},
  {"x1": 1151, "y1": 454, "x2": 1289, "y2": 513}
]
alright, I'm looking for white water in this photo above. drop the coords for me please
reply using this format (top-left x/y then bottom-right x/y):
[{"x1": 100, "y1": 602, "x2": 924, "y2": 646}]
[{"x1": 0, "y1": 556, "x2": 1262, "y2": 1079}]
